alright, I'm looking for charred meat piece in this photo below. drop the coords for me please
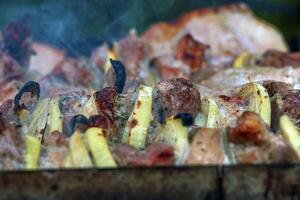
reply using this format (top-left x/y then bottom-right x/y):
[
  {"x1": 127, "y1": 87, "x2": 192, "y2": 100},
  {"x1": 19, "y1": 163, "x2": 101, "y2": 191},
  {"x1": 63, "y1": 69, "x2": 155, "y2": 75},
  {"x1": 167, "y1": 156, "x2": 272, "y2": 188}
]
[
  {"x1": 154, "y1": 78, "x2": 201, "y2": 121},
  {"x1": 257, "y1": 50, "x2": 300, "y2": 67},
  {"x1": 94, "y1": 87, "x2": 119, "y2": 123},
  {"x1": 175, "y1": 33, "x2": 209, "y2": 73}
]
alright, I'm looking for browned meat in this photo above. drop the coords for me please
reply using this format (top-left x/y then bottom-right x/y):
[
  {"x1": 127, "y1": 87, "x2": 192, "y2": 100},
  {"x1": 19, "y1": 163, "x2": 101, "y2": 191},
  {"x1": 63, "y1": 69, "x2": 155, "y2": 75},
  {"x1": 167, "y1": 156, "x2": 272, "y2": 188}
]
[
  {"x1": 119, "y1": 31, "x2": 144, "y2": 76},
  {"x1": 151, "y1": 56, "x2": 188, "y2": 80},
  {"x1": 175, "y1": 33, "x2": 209, "y2": 73},
  {"x1": 94, "y1": 87, "x2": 118, "y2": 122},
  {"x1": 0, "y1": 53, "x2": 24, "y2": 84},
  {"x1": 257, "y1": 50, "x2": 300, "y2": 67},
  {"x1": 0, "y1": 99, "x2": 19, "y2": 126},
  {"x1": 272, "y1": 90, "x2": 300, "y2": 129},
  {"x1": 112, "y1": 143, "x2": 174, "y2": 166},
  {"x1": 142, "y1": 3, "x2": 287, "y2": 72},
  {"x1": 154, "y1": 78, "x2": 201, "y2": 121},
  {"x1": 228, "y1": 111, "x2": 267, "y2": 145},
  {"x1": 0, "y1": 80, "x2": 22, "y2": 106},
  {"x1": 214, "y1": 95, "x2": 248, "y2": 127},
  {"x1": 228, "y1": 111, "x2": 296, "y2": 164},
  {"x1": 0, "y1": 113, "x2": 23, "y2": 169},
  {"x1": 29, "y1": 42, "x2": 66, "y2": 76},
  {"x1": 51, "y1": 58, "x2": 104, "y2": 90},
  {"x1": 261, "y1": 80, "x2": 292, "y2": 97},
  {"x1": 186, "y1": 128, "x2": 224, "y2": 165}
]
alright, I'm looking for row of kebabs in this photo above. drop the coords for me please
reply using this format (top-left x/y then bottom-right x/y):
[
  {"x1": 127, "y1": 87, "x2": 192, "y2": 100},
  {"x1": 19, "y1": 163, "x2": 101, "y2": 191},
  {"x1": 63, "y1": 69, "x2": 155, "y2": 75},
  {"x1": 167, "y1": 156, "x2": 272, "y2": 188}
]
[{"x1": 1, "y1": 3, "x2": 300, "y2": 170}]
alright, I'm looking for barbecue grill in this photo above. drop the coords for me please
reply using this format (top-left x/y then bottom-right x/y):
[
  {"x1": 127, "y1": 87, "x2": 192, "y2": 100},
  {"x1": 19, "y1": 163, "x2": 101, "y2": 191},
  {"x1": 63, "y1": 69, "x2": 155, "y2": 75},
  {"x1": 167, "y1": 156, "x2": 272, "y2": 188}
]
[{"x1": 0, "y1": 1, "x2": 300, "y2": 199}]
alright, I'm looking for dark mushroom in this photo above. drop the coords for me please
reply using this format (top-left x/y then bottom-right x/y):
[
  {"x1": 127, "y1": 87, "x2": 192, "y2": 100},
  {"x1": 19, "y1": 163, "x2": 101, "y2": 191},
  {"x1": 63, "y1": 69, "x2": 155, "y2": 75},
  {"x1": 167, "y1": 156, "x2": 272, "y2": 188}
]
[
  {"x1": 66, "y1": 114, "x2": 89, "y2": 137},
  {"x1": 14, "y1": 80, "x2": 40, "y2": 113},
  {"x1": 175, "y1": 113, "x2": 194, "y2": 127},
  {"x1": 110, "y1": 59, "x2": 126, "y2": 93}
]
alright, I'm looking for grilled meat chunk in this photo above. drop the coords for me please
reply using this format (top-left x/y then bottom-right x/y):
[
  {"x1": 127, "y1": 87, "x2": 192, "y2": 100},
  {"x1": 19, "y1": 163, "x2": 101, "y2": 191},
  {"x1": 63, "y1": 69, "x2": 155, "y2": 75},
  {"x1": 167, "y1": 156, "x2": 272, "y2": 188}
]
[
  {"x1": 154, "y1": 78, "x2": 201, "y2": 121},
  {"x1": 271, "y1": 90, "x2": 300, "y2": 131},
  {"x1": 112, "y1": 143, "x2": 174, "y2": 166},
  {"x1": 261, "y1": 80, "x2": 292, "y2": 98},
  {"x1": 175, "y1": 33, "x2": 209, "y2": 73},
  {"x1": 0, "y1": 112, "x2": 23, "y2": 170},
  {"x1": 0, "y1": 53, "x2": 24, "y2": 84},
  {"x1": 119, "y1": 31, "x2": 144, "y2": 77},
  {"x1": 257, "y1": 50, "x2": 300, "y2": 68},
  {"x1": 186, "y1": 128, "x2": 224, "y2": 165},
  {"x1": 29, "y1": 42, "x2": 66, "y2": 76},
  {"x1": 142, "y1": 3, "x2": 287, "y2": 73},
  {"x1": 228, "y1": 112, "x2": 295, "y2": 164}
]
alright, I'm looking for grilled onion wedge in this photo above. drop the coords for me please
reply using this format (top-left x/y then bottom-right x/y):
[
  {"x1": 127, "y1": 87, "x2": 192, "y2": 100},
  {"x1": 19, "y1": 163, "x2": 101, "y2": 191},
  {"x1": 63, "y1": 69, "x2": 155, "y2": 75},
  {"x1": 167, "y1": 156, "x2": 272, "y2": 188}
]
[
  {"x1": 280, "y1": 115, "x2": 300, "y2": 160},
  {"x1": 239, "y1": 83, "x2": 271, "y2": 126},
  {"x1": 159, "y1": 118, "x2": 189, "y2": 164},
  {"x1": 69, "y1": 131, "x2": 93, "y2": 167},
  {"x1": 198, "y1": 98, "x2": 222, "y2": 128},
  {"x1": 25, "y1": 98, "x2": 50, "y2": 169},
  {"x1": 123, "y1": 85, "x2": 153, "y2": 150},
  {"x1": 85, "y1": 127, "x2": 116, "y2": 168}
]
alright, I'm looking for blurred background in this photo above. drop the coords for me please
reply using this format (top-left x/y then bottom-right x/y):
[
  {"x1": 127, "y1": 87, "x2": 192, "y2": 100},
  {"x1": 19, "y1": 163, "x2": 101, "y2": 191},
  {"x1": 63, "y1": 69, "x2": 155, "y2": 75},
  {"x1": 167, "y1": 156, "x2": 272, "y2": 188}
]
[{"x1": 0, "y1": 0, "x2": 299, "y2": 56}]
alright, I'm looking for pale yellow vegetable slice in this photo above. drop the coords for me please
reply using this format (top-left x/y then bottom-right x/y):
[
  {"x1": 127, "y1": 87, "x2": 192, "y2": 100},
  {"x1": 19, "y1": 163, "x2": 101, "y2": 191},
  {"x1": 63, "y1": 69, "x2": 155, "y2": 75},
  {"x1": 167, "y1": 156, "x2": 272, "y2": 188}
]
[
  {"x1": 25, "y1": 98, "x2": 50, "y2": 169},
  {"x1": 239, "y1": 83, "x2": 271, "y2": 126},
  {"x1": 201, "y1": 98, "x2": 222, "y2": 128},
  {"x1": 69, "y1": 131, "x2": 93, "y2": 167},
  {"x1": 28, "y1": 98, "x2": 50, "y2": 135},
  {"x1": 64, "y1": 155, "x2": 73, "y2": 168},
  {"x1": 280, "y1": 115, "x2": 300, "y2": 159},
  {"x1": 25, "y1": 135, "x2": 41, "y2": 170},
  {"x1": 123, "y1": 85, "x2": 153, "y2": 150},
  {"x1": 86, "y1": 127, "x2": 117, "y2": 168},
  {"x1": 160, "y1": 118, "x2": 189, "y2": 164},
  {"x1": 233, "y1": 52, "x2": 249, "y2": 68},
  {"x1": 48, "y1": 97, "x2": 63, "y2": 133}
]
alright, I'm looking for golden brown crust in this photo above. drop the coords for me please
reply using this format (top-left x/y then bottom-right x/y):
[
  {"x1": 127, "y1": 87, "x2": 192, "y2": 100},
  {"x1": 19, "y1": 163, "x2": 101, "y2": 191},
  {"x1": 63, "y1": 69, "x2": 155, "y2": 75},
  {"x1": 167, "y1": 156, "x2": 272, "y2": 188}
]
[
  {"x1": 228, "y1": 111, "x2": 267, "y2": 145},
  {"x1": 175, "y1": 34, "x2": 208, "y2": 73}
]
